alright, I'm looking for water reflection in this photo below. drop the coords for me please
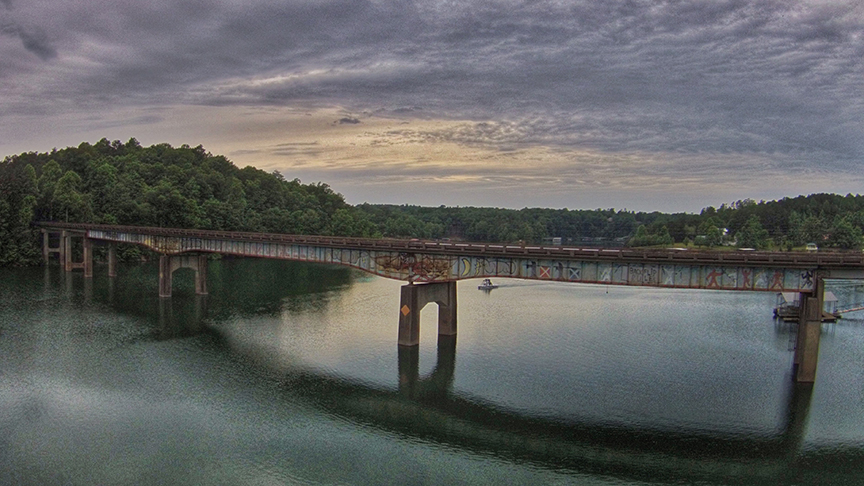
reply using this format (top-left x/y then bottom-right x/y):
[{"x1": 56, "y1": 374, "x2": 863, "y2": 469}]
[
  {"x1": 4, "y1": 262, "x2": 864, "y2": 485},
  {"x1": 156, "y1": 295, "x2": 209, "y2": 341},
  {"x1": 398, "y1": 335, "x2": 457, "y2": 400},
  {"x1": 290, "y1": 332, "x2": 825, "y2": 484}
]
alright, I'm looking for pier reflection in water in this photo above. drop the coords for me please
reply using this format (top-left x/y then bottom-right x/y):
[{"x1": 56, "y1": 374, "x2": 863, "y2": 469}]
[
  {"x1": 3, "y1": 259, "x2": 864, "y2": 485},
  {"x1": 303, "y1": 330, "x2": 820, "y2": 484}
]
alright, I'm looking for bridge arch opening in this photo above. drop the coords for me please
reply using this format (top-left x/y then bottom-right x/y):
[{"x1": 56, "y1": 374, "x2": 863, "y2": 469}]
[
  {"x1": 170, "y1": 267, "x2": 199, "y2": 295},
  {"x1": 158, "y1": 254, "x2": 208, "y2": 298}
]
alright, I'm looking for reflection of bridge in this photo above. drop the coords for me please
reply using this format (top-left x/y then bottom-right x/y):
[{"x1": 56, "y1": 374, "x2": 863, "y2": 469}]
[
  {"x1": 155, "y1": 301, "x2": 843, "y2": 484},
  {"x1": 323, "y1": 338, "x2": 823, "y2": 483},
  {"x1": 37, "y1": 222, "x2": 864, "y2": 382}
]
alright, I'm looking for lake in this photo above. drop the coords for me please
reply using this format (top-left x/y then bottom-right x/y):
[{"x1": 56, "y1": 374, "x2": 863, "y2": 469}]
[{"x1": 1, "y1": 258, "x2": 863, "y2": 485}]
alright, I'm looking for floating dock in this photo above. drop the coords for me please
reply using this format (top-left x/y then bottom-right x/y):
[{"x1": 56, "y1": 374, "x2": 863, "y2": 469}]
[{"x1": 774, "y1": 291, "x2": 839, "y2": 322}]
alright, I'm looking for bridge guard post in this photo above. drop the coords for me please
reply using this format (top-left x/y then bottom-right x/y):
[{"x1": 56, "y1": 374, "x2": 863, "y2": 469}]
[
  {"x1": 795, "y1": 278, "x2": 824, "y2": 383},
  {"x1": 159, "y1": 255, "x2": 172, "y2": 298},
  {"x1": 108, "y1": 244, "x2": 117, "y2": 277}
]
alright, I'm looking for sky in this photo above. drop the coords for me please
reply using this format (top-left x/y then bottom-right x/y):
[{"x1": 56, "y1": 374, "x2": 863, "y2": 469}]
[{"x1": 1, "y1": 0, "x2": 862, "y2": 213}]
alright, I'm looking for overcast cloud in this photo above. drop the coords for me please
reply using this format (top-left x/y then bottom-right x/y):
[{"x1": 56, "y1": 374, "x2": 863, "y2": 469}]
[{"x1": 1, "y1": 0, "x2": 862, "y2": 211}]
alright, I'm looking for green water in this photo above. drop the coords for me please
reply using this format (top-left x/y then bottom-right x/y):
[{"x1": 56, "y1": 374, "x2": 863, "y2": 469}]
[{"x1": 1, "y1": 259, "x2": 863, "y2": 485}]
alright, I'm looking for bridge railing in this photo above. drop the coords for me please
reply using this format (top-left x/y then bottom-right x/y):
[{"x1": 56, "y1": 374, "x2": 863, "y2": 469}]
[{"x1": 35, "y1": 221, "x2": 864, "y2": 268}]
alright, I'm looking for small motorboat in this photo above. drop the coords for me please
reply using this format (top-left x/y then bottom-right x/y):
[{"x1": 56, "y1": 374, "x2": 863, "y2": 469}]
[{"x1": 478, "y1": 278, "x2": 498, "y2": 290}]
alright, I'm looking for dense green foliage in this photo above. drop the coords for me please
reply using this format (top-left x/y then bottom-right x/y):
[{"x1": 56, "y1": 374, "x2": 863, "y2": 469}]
[
  {"x1": 2, "y1": 139, "x2": 863, "y2": 266},
  {"x1": 358, "y1": 197, "x2": 864, "y2": 250},
  {"x1": 0, "y1": 138, "x2": 378, "y2": 265}
]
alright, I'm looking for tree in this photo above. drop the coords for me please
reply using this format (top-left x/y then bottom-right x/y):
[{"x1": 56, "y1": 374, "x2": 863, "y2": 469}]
[
  {"x1": 825, "y1": 217, "x2": 862, "y2": 250},
  {"x1": 37, "y1": 160, "x2": 63, "y2": 220},
  {"x1": 695, "y1": 217, "x2": 725, "y2": 247},
  {"x1": 735, "y1": 215, "x2": 769, "y2": 249},
  {"x1": 54, "y1": 170, "x2": 91, "y2": 222},
  {"x1": 627, "y1": 225, "x2": 673, "y2": 247}
]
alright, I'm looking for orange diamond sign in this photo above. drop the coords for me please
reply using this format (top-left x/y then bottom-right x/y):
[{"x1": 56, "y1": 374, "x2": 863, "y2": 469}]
[{"x1": 401, "y1": 305, "x2": 411, "y2": 316}]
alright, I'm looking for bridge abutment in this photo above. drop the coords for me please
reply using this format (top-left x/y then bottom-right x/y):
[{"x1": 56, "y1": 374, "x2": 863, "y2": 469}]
[
  {"x1": 398, "y1": 281, "x2": 457, "y2": 347},
  {"x1": 159, "y1": 254, "x2": 209, "y2": 298}
]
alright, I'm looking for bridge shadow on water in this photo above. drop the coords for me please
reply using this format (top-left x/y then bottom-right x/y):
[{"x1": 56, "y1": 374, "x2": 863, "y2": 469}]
[
  {"x1": 279, "y1": 335, "x2": 861, "y2": 485},
  {"x1": 57, "y1": 258, "x2": 356, "y2": 340},
  {"x1": 140, "y1": 284, "x2": 848, "y2": 484},
  {"x1": 41, "y1": 262, "x2": 864, "y2": 485}
]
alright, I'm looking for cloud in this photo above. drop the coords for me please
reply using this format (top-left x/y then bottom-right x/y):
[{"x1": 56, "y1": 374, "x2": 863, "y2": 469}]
[
  {"x1": 0, "y1": 18, "x2": 57, "y2": 61},
  {"x1": 0, "y1": 0, "x2": 862, "y2": 210}
]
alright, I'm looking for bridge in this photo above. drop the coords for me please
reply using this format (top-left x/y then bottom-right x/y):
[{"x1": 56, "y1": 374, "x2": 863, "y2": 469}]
[{"x1": 37, "y1": 222, "x2": 864, "y2": 382}]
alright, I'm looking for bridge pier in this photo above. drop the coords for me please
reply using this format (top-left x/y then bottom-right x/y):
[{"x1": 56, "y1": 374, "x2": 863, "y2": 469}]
[
  {"x1": 158, "y1": 254, "x2": 209, "y2": 298},
  {"x1": 794, "y1": 278, "x2": 824, "y2": 383},
  {"x1": 44, "y1": 229, "x2": 115, "y2": 279},
  {"x1": 108, "y1": 244, "x2": 117, "y2": 277},
  {"x1": 83, "y1": 236, "x2": 93, "y2": 278},
  {"x1": 56, "y1": 232, "x2": 92, "y2": 276},
  {"x1": 398, "y1": 281, "x2": 457, "y2": 347},
  {"x1": 41, "y1": 229, "x2": 66, "y2": 266}
]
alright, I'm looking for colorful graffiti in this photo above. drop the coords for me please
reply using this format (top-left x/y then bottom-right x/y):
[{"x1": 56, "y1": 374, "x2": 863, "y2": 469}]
[
  {"x1": 375, "y1": 253, "x2": 452, "y2": 281},
  {"x1": 84, "y1": 228, "x2": 828, "y2": 291}
]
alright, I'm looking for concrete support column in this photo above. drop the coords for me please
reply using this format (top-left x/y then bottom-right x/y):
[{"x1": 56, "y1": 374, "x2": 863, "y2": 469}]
[
  {"x1": 194, "y1": 255, "x2": 208, "y2": 295},
  {"x1": 59, "y1": 231, "x2": 67, "y2": 270},
  {"x1": 795, "y1": 279, "x2": 824, "y2": 383},
  {"x1": 83, "y1": 237, "x2": 93, "y2": 278},
  {"x1": 42, "y1": 229, "x2": 65, "y2": 265},
  {"x1": 399, "y1": 284, "x2": 421, "y2": 346},
  {"x1": 398, "y1": 281, "x2": 457, "y2": 347},
  {"x1": 438, "y1": 281, "x2": 457, "y2": 336},
  {"x1": 64, "y1": 231, "x2": 72, "y2": 272},
  {"x1": 159, "y1": 255, "x2": 172, "y2": 298},
  {"x1": 108, "y1": 244, "x2": 117, "y2": 277},
  {"x1": 42, "y1": 229, "x2": 49, "y2": 264}
]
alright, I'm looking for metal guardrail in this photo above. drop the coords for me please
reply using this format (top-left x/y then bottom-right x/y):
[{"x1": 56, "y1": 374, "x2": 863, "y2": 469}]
[{"x1": 36, "y1": 221, "x2": 864, "y2": 268}]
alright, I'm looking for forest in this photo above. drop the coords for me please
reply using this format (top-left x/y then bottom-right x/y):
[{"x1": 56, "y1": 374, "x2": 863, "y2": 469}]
[{"x1": 1, "y1": 138, "x2": 862, "y2": 266}]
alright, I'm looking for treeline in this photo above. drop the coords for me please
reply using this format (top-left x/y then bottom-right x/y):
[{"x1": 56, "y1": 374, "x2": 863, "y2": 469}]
[
  {"x1": 357, "y1": 204, "x2": 648, "y2": 243},
  {"x1": 2, "y1": 139, "x2": 863, "y2": 266},
  {"x1": 359, "y1": 196, "x2": 864, "y2": 250},
  {"x1": 0, "y1": 138, "x2": 378, "y2": 265}
]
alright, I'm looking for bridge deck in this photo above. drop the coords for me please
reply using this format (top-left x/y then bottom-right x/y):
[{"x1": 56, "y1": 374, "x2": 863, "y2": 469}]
[
  {"x1": 38, "y1": 222, "x2": 864, "y2": 291},
  {"x1": 36, "y1": 222, "x2": 864, "y2": 267}
]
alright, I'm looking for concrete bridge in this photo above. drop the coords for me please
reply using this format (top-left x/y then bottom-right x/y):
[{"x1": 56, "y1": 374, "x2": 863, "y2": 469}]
[{"x1": 37, "y1": 222, "x2": 864, "y2": 382}]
